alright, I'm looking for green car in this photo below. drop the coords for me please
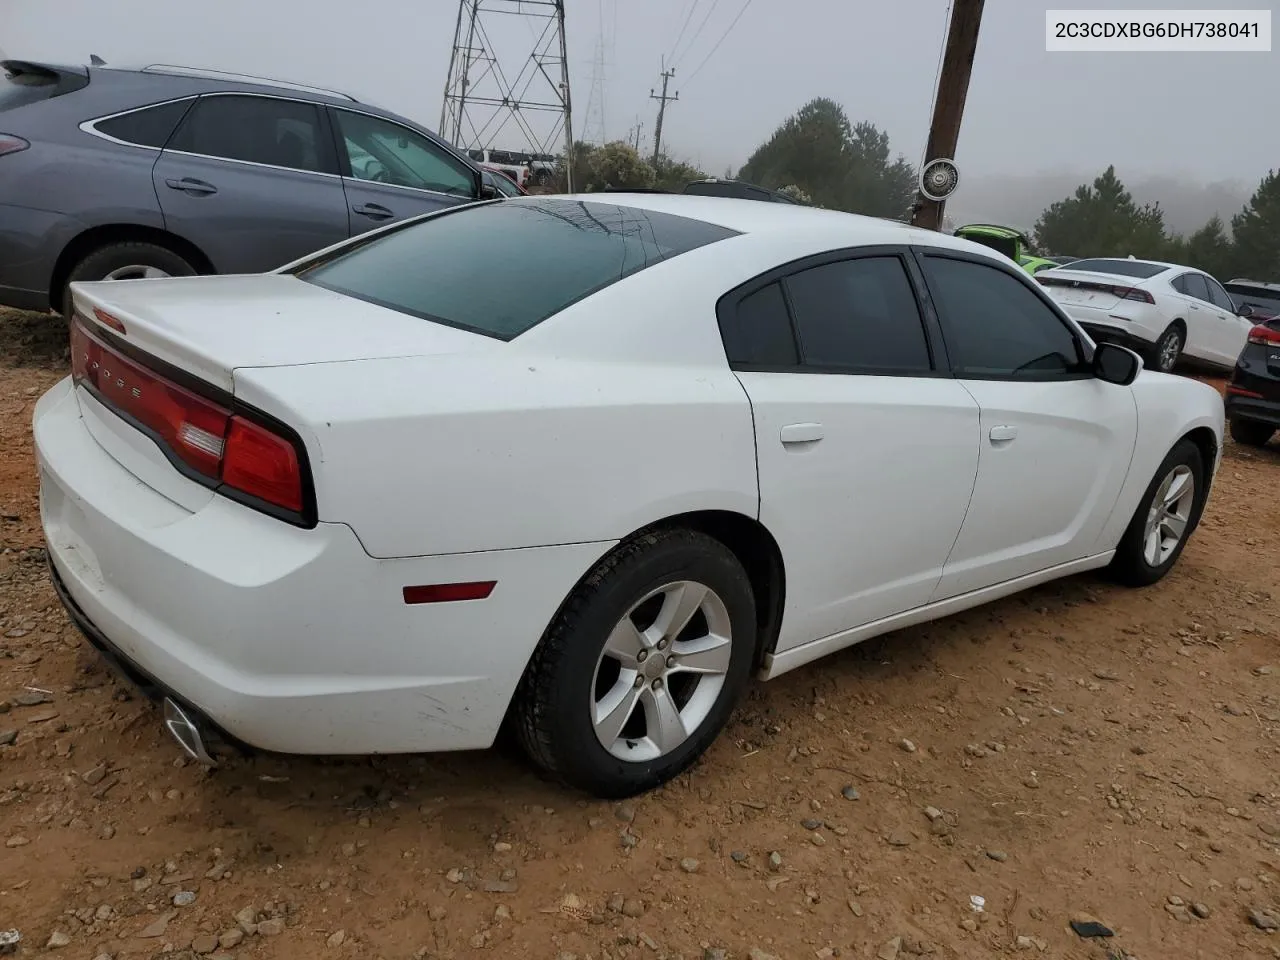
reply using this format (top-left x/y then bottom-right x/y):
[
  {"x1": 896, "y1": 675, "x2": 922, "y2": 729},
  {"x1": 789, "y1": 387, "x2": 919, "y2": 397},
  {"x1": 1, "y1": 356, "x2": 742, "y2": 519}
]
[{"x1": 953, "y1": 224, "x2": 1059, "y2": 275}]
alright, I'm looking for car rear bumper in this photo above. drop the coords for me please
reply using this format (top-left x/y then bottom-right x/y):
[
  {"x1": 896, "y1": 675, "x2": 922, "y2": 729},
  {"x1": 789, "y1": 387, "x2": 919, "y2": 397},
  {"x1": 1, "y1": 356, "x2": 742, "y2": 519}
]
[
  {"x1": 35, "y1": 376, "x2": 611, "y2": 756},
  {"x1": 1225, "y1": 391, "x2": 1280, "y2": 427}
]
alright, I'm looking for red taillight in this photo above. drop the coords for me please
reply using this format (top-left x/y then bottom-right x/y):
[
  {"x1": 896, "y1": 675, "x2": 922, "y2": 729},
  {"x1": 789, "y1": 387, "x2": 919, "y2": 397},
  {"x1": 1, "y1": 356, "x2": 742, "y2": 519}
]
[
  {"x1": 222, "y1": 417, "x2": 304, "y2": 513},
  {"x1": 0, "y1": 134, "x2": 30, "y2": 157},
  {"x1": 1226, "y1": 383, "x2": 1264, "y2": 399},
  {"x1": 1247, "y1": 324, "x2": 1280, "y2": 346},
  {"x1": 70, "y1": 316, "x2": 309, "y2": 521},
  {"x1": 1114, "y1": 286, "x2": 1155, "y2": 304}
]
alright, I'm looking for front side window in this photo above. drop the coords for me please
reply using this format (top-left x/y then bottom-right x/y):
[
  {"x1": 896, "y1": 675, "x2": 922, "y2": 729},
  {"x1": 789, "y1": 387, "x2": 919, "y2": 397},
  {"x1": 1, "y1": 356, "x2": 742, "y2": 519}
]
[
  {"x1": 784, "y1": 256, "x2": 932, "y2": 373},
  {"x1": 295, "y1": 198, "x2": 737, "y2": 339},
  {"x1": 168, "y1": 95, "x2": 331, "y2": 173},
  {"x1": 333, "y1": 110, "x2": 474, "y2": 197},
  {"x1": 922, "y1": 255, "x2": 1084, "y2": 378}
]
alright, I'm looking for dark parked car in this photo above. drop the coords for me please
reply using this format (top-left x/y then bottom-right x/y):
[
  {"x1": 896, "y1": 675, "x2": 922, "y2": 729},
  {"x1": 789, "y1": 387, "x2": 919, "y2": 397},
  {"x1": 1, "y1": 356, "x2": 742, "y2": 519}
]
[
  {"x1": 682, "y1": 178, "x2": 803, "y2": 204},
  {"x1": 1225, "y1": 312, "x2": 1280, "y2": 448},
  {"x1": 1224, "y1": 279, "x2": 1280, "y2": 322},
  {"x1": 0, "y1": 59, "x2": 497, "y2": 316}
]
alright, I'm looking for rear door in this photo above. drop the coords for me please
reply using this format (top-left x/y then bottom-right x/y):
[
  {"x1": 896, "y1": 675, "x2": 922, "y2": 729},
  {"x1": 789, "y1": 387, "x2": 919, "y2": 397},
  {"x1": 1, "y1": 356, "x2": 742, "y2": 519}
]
[
  {"x1": 1170, "y1": 272, "x2": 1217, "y2": 360},
  {"x1": 153, "y1": 93, "x2": 349, "y2": 273},
  {"x1": 721, "y1": 247, "x2": 981, "y2": 652},
  {"x1": 918, "y1": 250, "x2": 1138, "y2": 598},
  {"x1": 328, "y1": 107, "x2": 478, "y2": 237}
]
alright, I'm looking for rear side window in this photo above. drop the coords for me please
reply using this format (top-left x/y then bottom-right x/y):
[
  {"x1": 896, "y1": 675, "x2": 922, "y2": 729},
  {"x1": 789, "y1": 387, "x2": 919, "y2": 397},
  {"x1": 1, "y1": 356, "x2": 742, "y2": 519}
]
[
  {"x1": 785, "y1": 256, "x2": 932, "y2": 373},
  {"x1": 94, "y1": 99, "x2": 192, "y2": 148},
  {"x1": 720, "y1": 282, "x2": 798, "y2": 366},
  {"x1": 1059, "y1": 258, "x2": 1167, "y2": 279},
  {"x1": 296, "y1": 198, "x2": 738, "y2": 339},
  {"x1": 923, "y1": 255, "x2": 1084, "y2": 378},
  {"x1": 168, "y1": 95, "x2": 333, "y2": 174}
]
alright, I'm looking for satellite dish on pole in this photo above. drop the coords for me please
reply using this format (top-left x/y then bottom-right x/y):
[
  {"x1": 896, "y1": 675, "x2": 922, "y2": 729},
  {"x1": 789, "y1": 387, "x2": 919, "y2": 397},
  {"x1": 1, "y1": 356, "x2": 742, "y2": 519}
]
[{"x1": 920, "y1": 158, "x2": 960, "y2": 202}]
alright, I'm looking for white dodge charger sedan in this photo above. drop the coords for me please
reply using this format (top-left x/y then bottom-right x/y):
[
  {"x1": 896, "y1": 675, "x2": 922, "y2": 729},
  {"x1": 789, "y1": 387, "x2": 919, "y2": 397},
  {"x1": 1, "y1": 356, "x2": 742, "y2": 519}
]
[{"x1": 35, "y1": 195, "x2": 1225, "y2": 798}]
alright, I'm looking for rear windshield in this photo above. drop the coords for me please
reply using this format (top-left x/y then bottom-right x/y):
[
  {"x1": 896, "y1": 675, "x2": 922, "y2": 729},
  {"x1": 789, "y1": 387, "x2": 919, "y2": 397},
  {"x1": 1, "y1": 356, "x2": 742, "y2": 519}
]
[
  {"x1": 296, "y1": 198, "x2": 738, "y2": 339},
  {"x1": 1224, "y1": 284, "x2": 1280, "y2": 316},
  {"x1": 0, "y1": 64, "x2": 85, "y2": 112},
  {"x1": 1055, "y1": 258, "x2": 1167, "y2": 279}
]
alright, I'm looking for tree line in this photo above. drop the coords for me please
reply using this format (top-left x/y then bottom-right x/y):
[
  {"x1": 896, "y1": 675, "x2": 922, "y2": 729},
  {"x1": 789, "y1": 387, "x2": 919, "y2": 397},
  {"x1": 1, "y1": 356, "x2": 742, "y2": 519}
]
[{"x1": 557, "y1": 96, "x2": 1280, "y2": 284}]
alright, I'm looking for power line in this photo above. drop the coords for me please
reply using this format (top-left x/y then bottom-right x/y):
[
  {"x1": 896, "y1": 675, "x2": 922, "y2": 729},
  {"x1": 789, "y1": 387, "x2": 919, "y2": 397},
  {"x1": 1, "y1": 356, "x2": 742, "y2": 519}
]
[
  {"x1": 919, "y1": 0, "x2": 953, "y2": 173},
  {"x1": 668, "y1": 0, "x2": 702, "y2": 64},
  {"x1": 673, "y1": 0, "x2": 722, "y2": 69},
  {"x1": 683, "y1": 0, "x2": 754, "y2": 85}
]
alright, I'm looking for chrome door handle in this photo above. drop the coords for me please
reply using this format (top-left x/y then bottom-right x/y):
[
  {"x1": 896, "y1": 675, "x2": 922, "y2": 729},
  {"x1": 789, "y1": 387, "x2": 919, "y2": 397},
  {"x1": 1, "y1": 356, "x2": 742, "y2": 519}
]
[
  {"x1": 989, "y1": 424, "x2": 1018, "y2": 443},
  {"x1": 780, "y1": 422, "x2": 824, "y2": 444}
]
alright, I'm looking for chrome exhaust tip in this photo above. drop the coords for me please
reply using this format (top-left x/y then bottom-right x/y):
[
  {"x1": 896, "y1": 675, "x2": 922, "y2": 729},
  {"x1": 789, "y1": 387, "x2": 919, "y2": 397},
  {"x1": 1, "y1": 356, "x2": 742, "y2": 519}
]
[{"x1": 162, "y1": 697, "x2": 217, "y2": 767}]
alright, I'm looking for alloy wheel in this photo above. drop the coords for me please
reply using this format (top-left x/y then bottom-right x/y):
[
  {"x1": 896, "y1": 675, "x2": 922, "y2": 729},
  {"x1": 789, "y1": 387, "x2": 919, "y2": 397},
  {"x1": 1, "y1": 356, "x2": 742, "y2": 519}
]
[
  {"x1": 1142, "y1": 463, "x2": 1195, "y2": 566},
  {"x1": 591, "y1": 580, "x2": 733, "y2": 763}
]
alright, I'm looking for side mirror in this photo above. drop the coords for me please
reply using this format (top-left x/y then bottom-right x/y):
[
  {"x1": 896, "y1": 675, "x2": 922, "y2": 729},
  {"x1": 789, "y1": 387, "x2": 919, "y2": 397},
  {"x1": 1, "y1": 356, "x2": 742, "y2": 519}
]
[
  {"x1": 479, "y1": 181, "x2": 499, "y2": 201},
  {"x1": 1093, "y1": 341, "x2": 1142, "y2": 386},
  {"x1": 1237, "y1": 303, "x2": 1254, "y2": 318}
]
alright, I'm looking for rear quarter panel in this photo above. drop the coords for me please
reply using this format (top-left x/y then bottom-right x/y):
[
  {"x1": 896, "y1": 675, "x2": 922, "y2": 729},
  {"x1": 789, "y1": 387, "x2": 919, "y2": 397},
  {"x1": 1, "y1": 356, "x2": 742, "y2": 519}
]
[{"x1": 1091, "y1": 370, "x2": 1224, "y2": 552}]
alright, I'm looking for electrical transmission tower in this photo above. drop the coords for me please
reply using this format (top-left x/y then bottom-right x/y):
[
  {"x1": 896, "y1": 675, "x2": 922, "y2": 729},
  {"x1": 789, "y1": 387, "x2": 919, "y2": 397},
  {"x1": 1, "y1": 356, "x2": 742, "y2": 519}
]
[
  {"x1": 441, "y1": 0, "x2": 575, "y2": 189},
  {"x1": 581, "y1": 35, "x2": 608, "y2": 145}
]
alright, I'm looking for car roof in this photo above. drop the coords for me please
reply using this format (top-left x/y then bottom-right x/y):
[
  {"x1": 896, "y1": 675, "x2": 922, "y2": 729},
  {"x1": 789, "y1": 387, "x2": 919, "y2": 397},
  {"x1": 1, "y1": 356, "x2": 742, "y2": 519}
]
[
  {"x1": 548, "y1": 192, "x2": 993, "y2": 256},
  {"x1": 1226, "y1": 278, "x2": 1280, "y2": 290},
  {"x1": 93, "y1": 62, "x2": 366, "y2": 109}
]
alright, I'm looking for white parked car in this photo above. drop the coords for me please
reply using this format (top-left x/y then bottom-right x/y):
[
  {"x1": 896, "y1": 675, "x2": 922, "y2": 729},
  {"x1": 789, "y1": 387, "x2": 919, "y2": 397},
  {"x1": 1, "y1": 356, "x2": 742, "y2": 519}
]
[
  {"x1": 35, "y1": 196, "x2": 1225, "y2": 798},
  {"x1": 1036, "y1": 257, "x2": 1256, "y2": 373}
]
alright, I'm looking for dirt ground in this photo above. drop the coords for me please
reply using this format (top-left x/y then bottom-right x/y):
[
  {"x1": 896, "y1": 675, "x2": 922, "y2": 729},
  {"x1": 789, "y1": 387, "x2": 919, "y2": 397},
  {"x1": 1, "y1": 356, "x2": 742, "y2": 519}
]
[{"x1": 0, "y1": 305, "x2": 1278, "y2": 960}]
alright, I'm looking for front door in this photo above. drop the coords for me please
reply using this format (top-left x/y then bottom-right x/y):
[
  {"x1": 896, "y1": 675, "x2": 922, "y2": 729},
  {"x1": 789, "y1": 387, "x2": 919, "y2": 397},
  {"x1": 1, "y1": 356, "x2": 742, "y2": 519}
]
[
  {"x1": 328, "y1": 108, "x2": 479, "y2": 237},
  {"x1": 718, "y1": 250, "x2": 981, "y2": 652},
  {"x1": 915, "y1": 251, "x2": 1139, "y2": 599},
  {"x1": 153, "y1": 93, "x2": 349, "y2": 273},
  {"x1": 1204, "y1": 275, "x2": 1253, "y2": 365}
]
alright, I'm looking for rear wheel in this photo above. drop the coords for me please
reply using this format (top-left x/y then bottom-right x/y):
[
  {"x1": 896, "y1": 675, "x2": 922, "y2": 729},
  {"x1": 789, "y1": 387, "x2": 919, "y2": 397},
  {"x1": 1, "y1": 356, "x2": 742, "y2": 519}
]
[
  {"x1": 1230, "y1": 417, "x2": 1274, "y2": 448},
  {"x1": 513, "y1": 528, "x2": 756, "y2": 798},
  {"x1": 1150, "y1": 324, "x2": 1185, "y2": 373},
  {"x1": 1108, "y1": 439, "x2": 1205, "y2": 587},
  {"x1": 62, "y1": 242, "x2": 196, "y2": 318}
]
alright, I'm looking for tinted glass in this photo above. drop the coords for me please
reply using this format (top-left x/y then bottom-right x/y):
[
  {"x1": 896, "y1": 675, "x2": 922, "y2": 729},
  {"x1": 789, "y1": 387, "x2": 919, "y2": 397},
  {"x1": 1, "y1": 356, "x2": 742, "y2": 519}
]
[
  {"x1": 169, "y1": 95, "x2": 330, "y2": 173},
  {"x1": 1225, "y1": 284, "x2": 1280, "y2": 316},
  {"x1": 1204, "y1": 277, "x2": 1235, "y2": 312},
  {"x1": 1058, "y1": 258, "x2": 1167, "y2": 279},
  {"x1": 721, "y1": 282, "x2": 797, "y2": 366},
  {"x1": 924, "y1": 256, "x2": 1083, "y2": 377},
  {"x1": 1180, "y1": 273, "x2": 1211, "y2": 302},
  {"x1": 484, "y1": 170, "x2": 521, "y2": 197},
  {"x1": 296, "y1": 198, "x2": 738, "y2": 339},
  {"x1": 334, "y1": 110, "x2": 474, "y2": 197},
  {"x1": 785, "y1": 257, "x2": 931, "y2": 372},
  {"x1": 95, "y1": 99, "x2": 192, "y2": 147}
]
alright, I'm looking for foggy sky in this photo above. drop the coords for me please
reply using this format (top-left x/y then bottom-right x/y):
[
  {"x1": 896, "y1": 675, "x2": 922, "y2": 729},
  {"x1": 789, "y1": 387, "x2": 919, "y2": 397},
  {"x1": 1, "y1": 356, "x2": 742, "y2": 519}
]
[{"x1": 4, "y1": 0, "x2": 1277, "y2": 215}]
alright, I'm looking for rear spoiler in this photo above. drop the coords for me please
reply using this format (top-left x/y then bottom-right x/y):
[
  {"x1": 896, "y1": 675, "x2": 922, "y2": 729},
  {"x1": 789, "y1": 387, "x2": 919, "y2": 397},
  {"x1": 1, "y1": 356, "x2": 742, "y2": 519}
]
[{"x1": 2, "y1": 59, "x2": 90, "y2": 86}]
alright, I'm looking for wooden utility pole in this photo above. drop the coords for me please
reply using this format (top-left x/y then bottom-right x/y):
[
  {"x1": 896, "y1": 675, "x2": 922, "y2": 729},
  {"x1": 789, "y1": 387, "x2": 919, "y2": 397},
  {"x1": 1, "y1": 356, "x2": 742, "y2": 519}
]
[
  {"x1": 649, "y1": 67, "x2": 677, "y2": 166},
  {"x1": 911, "y1": 0, "x2": 985, "y2": 231}
]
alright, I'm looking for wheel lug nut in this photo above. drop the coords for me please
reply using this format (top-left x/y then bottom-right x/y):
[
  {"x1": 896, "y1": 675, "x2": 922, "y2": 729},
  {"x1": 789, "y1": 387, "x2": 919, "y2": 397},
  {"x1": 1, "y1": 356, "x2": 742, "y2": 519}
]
[
  {"x1": 633, "y1": 675, "x2": 645, "y2": 689},
  {"x1": 637, "y1": 650, "x2": 647, "y2": 662},
  {"x1": 657, "y1": 639, "x2": 668, "y2": 650},
  {"x1": 651, "y1": 678, "x2": 663, "y2": 690},
  {"x1": 667, "y1": 655, "x2": 677, "y2": 668}
]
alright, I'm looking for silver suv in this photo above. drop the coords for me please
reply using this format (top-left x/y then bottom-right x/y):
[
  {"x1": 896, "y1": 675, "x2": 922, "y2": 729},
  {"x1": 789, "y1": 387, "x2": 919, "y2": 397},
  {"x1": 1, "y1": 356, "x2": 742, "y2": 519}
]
[{"x1": 0, "y1": 59, "x2": 497, "y2": 315}]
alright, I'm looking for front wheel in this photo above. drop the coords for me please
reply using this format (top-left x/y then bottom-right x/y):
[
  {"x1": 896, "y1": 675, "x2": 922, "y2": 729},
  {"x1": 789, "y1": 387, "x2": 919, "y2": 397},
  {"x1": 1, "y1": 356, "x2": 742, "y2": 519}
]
[
  {"x1": 513, "y1": 528, "x2": 756, "y2": 798},
  {"x1": 1230, "y1": 417, "x2": 1274, "y2": 448},
  {"x1": 1108, "y1": 439, "x2": 1205, "y2": 587}
]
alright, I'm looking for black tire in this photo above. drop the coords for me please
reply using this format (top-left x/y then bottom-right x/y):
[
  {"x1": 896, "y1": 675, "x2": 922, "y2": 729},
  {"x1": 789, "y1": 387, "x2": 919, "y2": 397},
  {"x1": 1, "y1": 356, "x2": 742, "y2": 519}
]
[
  {"x1": 1107, "y1": 439, "x2": 1206, "y2": 587},
  {"x1": 63, "y1": 242, "x2": 197, "y2": 318},
  {"x1": 1149, "y1": 324, "x2": 1185, "y2": 373},
  {"x1": 1230, "y1": 417, "x2": 1274, "y2": 448},
  {"x1": 513, "y1": 528, "x2": 756, "y2": 798}
]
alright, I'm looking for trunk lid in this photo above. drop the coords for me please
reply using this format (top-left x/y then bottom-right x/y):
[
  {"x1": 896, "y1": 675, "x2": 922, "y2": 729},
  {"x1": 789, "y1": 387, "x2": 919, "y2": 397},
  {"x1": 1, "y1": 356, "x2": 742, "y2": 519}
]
[
  {"x1": 69, "y1": 273, "x2": 498, "y2": 393},
  {"x1": 1037, "y1": 269, "x2": 1153, "y2": 311}
]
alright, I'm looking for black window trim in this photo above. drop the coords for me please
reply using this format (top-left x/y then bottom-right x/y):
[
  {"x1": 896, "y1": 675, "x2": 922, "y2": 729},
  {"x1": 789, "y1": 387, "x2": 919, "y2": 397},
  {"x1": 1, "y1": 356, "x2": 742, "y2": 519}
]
[
  {"x1": 80, "y1": 95, "x2": 199, "y2": 150},
  {"x1": 715, "y1": 244, "x2": 952, "y2": 379},
  {"x1": 325, "y1": 105, "x2": 481, "y2": 201},
  {"x1": 910, "y1": 247, "x2": 1097, "y2": 383}
]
